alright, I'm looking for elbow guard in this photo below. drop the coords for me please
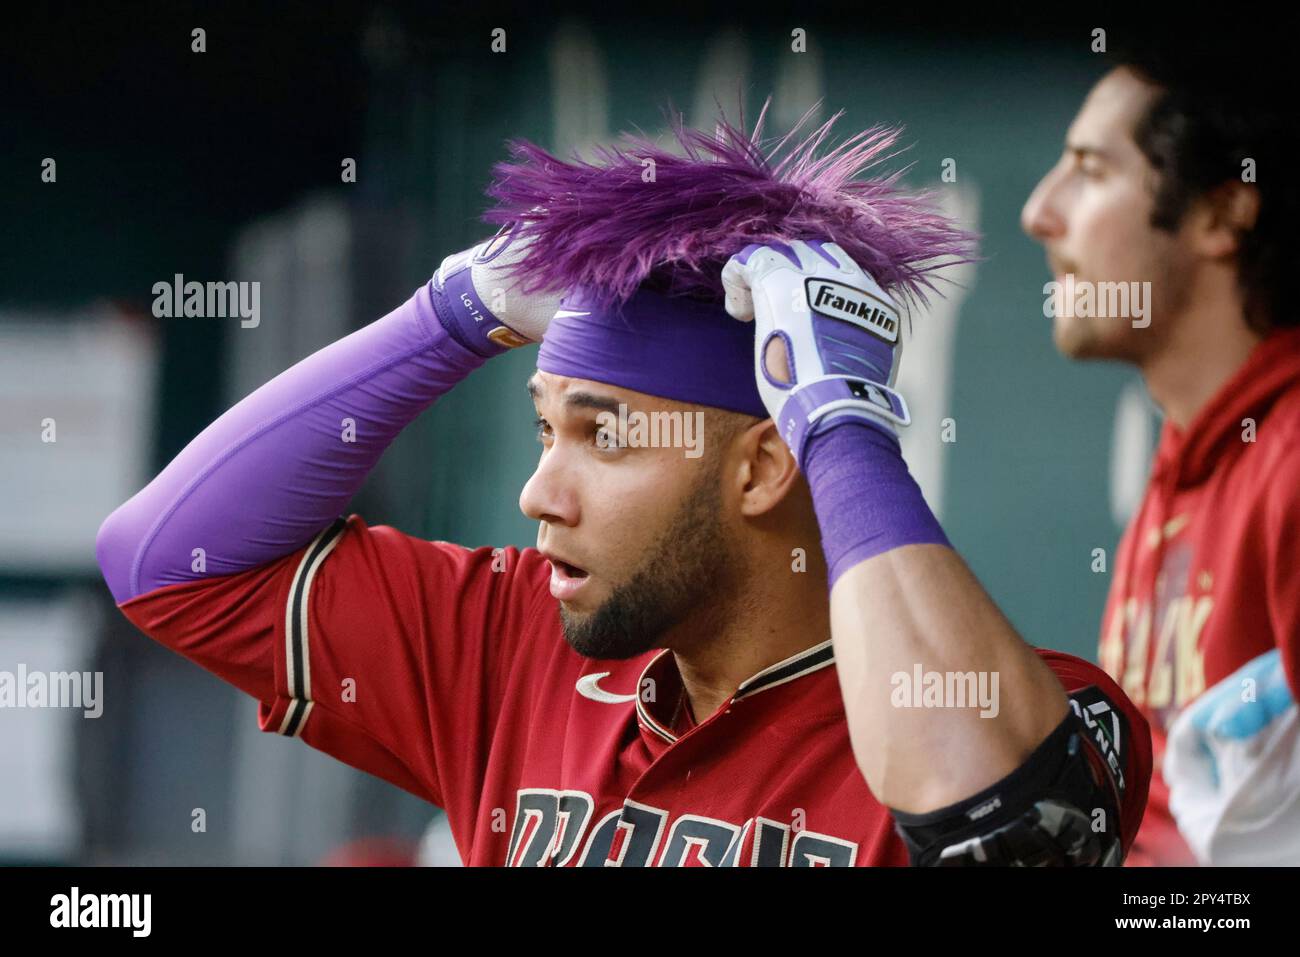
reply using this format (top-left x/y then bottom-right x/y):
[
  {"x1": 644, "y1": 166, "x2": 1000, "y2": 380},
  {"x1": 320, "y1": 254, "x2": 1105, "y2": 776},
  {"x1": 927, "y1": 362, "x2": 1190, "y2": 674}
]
[{"x1": 890, "y1": 698, "x2": 1126, "y2": 867}]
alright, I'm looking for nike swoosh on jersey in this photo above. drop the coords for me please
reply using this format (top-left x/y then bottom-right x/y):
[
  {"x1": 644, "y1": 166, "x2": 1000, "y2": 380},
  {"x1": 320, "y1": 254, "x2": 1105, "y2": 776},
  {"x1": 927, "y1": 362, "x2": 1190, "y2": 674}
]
[
  {"x1": 553, "y1": 309, "x2": 592, "y2": 319},
  {"x1": 575, "y1": 672, "x2": 637, "y2": 704}
]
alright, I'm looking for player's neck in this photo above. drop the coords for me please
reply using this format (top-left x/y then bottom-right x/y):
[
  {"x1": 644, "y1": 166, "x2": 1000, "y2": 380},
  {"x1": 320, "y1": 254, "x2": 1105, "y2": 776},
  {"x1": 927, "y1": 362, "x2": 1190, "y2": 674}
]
[
  {"x1": 671, "y1": 543, "x2": 832, "y2": 724},
  {"x1": 1139, "y1": 291, "x2": 1261, "y2": 431}
]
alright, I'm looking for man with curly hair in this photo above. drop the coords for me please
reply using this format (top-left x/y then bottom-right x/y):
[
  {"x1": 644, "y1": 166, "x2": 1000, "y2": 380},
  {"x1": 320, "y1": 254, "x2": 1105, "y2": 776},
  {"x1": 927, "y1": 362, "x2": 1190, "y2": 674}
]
[{"x1": 1023, "y1": 25, "x2": 1300, "y2": 866}]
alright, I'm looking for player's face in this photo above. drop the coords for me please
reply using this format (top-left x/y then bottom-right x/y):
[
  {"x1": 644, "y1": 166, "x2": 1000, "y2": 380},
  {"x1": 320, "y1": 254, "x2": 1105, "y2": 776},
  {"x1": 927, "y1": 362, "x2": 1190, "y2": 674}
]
[
  {"x1": 520, "y1": 371, "x2": 741, "y2": 659},
  {"x1": 1021, "y1": 67, "x2": 1192, "y2": 362}
]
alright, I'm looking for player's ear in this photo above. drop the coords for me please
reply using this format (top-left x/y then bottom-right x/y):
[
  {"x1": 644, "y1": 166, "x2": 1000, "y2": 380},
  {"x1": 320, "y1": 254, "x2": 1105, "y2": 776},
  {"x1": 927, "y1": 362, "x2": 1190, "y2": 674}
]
[
  {"x1": 736, "y1": 419, "x2": 802, "y2": 518},
  {"x1": 1192, "y1": 180, "x2": 1260, "y2": 259}
]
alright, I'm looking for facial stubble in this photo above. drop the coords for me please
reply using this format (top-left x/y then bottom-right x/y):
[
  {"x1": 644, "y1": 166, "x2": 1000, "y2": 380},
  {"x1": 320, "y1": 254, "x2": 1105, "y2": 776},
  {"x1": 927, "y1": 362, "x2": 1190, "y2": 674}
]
[{"x1": 559, "y1": 467, "x2": 739, "y2": 660}]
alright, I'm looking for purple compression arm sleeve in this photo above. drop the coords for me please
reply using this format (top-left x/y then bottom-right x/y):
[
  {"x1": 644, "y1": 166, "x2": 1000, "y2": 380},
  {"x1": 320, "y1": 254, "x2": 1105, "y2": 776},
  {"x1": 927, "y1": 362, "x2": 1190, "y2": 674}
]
[
  {"x1": 95, "y1": 278, "x2": 488, "y2": 604},
  {"x1": 802, "y1": 419, "x2": 950, "y2": 590}
]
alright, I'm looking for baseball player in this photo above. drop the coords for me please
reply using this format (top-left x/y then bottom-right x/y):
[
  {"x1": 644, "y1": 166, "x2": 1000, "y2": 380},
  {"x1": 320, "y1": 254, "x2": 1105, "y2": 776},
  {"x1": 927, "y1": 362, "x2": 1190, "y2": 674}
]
[
  {"x1": 97, "y1": 106, "x2": 1149, "y2": 866},
  {"x1": 1021, "y1": 26, "x2": 1298, "y2": 865}
]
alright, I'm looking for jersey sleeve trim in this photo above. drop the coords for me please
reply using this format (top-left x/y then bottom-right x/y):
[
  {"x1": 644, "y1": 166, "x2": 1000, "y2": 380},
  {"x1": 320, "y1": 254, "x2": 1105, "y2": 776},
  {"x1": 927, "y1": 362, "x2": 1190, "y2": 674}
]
[{"x1": 275, "y1": 516, "x2": 347, "y2": 738}]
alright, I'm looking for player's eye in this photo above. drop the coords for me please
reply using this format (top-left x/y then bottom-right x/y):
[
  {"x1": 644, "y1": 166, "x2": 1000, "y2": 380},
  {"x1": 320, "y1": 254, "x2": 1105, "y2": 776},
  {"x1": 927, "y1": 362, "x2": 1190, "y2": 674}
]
[
  {"x1": 1075, "y1": 154, "x2": 1105, "y2": 179},
  {"x1": 593, "y1": 424, "x2": 618, "y2": 451},
  {"x1": 533, "y1": 416, "x2": 552, "y2": 442}
]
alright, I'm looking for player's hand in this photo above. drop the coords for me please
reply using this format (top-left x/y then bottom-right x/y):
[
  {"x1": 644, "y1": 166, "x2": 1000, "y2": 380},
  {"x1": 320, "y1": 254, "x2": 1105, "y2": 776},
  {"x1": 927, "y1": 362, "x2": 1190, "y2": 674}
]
[
  {"x1": 431, "y1": 222, "x2": 563, "y2": 356},
  {"x1": 721, "y1": 239, "x2": 909, "y2": 467}
]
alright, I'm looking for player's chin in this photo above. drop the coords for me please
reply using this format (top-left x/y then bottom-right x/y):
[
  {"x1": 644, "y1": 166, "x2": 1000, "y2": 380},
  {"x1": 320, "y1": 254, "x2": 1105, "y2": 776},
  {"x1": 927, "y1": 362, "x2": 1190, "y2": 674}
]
[
  {"x1": 566, "y1": 589, "x2": 622, "y2": 626},
  {"x1": 1052, "y1": 314, "x2": 1113, "y2": 361},
  {"x1": 559, "y1": 611, "x2": 657, "y2": 662},
  {"x1": 555, "y1": 590, "x2": 600, "y2": 615}
]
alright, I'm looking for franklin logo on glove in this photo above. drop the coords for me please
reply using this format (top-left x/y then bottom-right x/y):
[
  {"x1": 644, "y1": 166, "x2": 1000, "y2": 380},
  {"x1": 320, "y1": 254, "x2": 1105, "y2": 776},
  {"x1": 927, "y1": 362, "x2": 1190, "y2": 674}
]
[{"x1": 807, "y1": 279, "x2": 900, "y2": 343}]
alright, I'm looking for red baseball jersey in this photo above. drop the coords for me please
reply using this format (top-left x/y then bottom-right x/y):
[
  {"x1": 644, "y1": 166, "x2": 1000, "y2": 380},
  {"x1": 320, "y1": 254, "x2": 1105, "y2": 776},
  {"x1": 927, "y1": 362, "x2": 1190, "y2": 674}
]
[
  {"x1": 118, "y1": 514, "x2": 1150, "y2": 866},
  {"x1": 1098, "y1": 327, "x2": 1300, "y2": 866}
]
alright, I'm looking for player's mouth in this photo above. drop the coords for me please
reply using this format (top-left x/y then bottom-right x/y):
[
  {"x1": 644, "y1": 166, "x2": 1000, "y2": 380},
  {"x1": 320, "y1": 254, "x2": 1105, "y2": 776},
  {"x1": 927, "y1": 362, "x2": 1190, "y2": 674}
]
[{"x1": 544, "y1": 554, "x2": 591, "y2": 601}]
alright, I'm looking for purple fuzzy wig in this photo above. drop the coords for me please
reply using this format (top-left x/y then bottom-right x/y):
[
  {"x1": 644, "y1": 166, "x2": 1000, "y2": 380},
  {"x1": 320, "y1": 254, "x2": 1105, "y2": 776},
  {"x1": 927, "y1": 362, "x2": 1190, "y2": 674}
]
[{"x1": 482, "y1": 100, "x2": 978, "y2": 311}]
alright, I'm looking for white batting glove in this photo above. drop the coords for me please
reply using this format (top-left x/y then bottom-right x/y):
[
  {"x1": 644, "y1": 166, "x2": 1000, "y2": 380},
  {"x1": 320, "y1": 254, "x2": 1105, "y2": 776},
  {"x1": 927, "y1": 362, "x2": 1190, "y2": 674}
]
[
  {"x1": 431, "y1": 223, "x2": 563, "y2": 355},
  {"x1": 721, "y1": 239, "x2": 909, "y2": 466}
]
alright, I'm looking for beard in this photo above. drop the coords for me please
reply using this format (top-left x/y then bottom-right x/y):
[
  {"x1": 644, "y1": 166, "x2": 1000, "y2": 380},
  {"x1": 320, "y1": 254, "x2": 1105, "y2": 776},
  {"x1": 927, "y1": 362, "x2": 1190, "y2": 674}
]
[
  {"x1": 1052, "y1": 243, "x2": 1191, "y2": 364},
  {"x1": 559, "y1": 470, "x2": 738, "y2": 660}
]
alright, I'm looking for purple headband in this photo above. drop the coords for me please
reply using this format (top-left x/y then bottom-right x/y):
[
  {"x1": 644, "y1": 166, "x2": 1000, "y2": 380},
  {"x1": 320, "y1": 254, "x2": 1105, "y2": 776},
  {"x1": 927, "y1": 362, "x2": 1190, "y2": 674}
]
[{"x1": 536, "y1": 287, "x2": 767, "y2": 418}]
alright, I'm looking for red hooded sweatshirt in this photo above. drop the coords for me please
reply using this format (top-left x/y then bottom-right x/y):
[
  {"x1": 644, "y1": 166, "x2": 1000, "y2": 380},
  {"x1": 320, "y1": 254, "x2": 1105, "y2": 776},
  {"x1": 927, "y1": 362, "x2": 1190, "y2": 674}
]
[{"x1": 1099, "y1": 327, "x2": 1300, "y2": 865}]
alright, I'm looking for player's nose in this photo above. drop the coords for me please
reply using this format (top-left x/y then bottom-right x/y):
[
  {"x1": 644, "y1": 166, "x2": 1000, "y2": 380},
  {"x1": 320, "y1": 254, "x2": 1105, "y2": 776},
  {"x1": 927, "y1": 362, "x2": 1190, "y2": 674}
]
[
  {"x1": 519, "y1": 452, "x2": 579, "y2": 526},
  {"x1": 1021, "y1": 167, "x2": 1066, "y2": 243}
]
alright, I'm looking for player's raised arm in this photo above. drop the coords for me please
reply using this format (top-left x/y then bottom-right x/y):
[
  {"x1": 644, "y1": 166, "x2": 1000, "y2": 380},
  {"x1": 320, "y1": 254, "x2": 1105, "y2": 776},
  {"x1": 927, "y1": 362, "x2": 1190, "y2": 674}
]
[
  {"x1": 91, "y1": 230, "x2": 565, "y2": 817},
  {"x1": 95, "y1": 229, "x2": 558, "y2": 602},
  {"x1": 724, "y1": 240, "x2": 1136, "y2": 865}
]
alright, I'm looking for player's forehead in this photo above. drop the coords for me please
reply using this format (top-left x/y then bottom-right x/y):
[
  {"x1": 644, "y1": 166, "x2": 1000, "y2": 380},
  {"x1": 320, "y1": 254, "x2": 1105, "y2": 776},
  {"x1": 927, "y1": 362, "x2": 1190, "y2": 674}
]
[
  {"x1": 1066, "y1": 67, "x2": 1161, "y2": 161},
  {"x1": 526, "y1": 370, "x2": 679, "y2": 415}
]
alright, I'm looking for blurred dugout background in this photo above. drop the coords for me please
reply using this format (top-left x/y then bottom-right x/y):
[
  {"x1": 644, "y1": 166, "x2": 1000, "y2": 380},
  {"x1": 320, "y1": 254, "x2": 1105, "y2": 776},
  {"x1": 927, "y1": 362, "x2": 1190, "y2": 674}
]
[{"x1": 0, "y1": 4, "x2": 1157, "y2": 864}]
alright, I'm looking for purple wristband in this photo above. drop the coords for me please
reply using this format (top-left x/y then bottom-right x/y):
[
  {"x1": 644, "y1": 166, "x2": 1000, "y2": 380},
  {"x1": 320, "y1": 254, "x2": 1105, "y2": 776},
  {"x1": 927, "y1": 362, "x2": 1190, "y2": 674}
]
[
  {"x1": 429, "y1": 251, "x2": 532, "y2": 358},
  {"x1": 803, "y1": 418, "x2": 949, "y2": 589}
]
